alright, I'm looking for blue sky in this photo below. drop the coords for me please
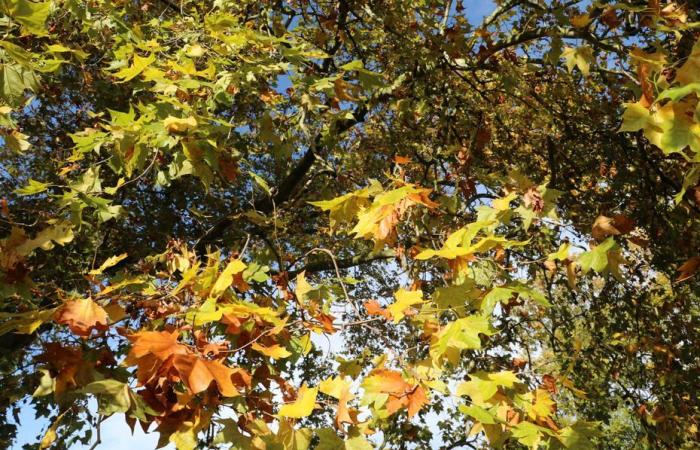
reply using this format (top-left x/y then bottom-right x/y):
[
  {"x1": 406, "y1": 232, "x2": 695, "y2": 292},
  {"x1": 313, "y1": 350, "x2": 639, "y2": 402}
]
[{"x1": 10, "y1": 1, "x2": 497, "y2": 449}]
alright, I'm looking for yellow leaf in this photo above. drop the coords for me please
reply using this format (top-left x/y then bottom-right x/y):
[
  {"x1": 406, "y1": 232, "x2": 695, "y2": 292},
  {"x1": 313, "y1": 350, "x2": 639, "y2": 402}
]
[
  {"x1": 278, "y1": 384, "x2": 318, "y2": 418},
  {"x1": 210, "y1": 258, "x2": 246, "y2": 298},
  {"x1": 295, "y1": 271, "x2": 313, "y2": 301},
  {"x1": 40, "y1": 409, "x2": 68, "y2": 449},
  {"x1": 89, "y1": 253, "x2": 127, "y2": 275},
  {"x1": 319, "y1": 376, "x2": 353, "y2": 400},
  {"x1": 570, "y1": 14, "x2": 591, "y2": 28},
  {"x1": 0, "y1": 309, "x2": 56, "y2": 335},
  {"x1": 164, "y1": 115, "x2": 198, "y2": 134},
  {"x1": 251, "y1": 343, "x2": 292, "y2": 359},
  {"x1": 114, "y1": 53, "x2": 156, "y2": 82},
  {"x1": 526, "y1": 389, "x2": 556, "y2": 420},
  {"x1": 387, "y1": 288, "x2": 424, "y2": 323}
]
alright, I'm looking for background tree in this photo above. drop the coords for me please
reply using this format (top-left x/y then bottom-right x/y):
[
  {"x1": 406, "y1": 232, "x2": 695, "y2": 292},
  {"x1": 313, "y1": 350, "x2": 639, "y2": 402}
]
[{"x1": 0, "y1": 0, "x2": 699, "y2": 449}]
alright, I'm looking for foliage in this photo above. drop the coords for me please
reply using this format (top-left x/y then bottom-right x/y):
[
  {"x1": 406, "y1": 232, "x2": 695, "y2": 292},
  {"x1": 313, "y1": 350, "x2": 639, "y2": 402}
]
[{"x1": 1, "y1": 1, "x2": 699, "y2": 449}]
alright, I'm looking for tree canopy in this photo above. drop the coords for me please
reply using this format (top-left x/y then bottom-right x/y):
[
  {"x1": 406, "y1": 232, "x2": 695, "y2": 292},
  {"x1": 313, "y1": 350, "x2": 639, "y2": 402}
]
[{"x1": 1, "y1": 0, "x2": 699, "y2": 449}]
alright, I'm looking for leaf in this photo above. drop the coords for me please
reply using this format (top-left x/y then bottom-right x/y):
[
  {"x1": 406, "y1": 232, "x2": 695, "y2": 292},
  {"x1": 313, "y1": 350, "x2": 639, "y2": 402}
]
[
  {"x1": 458, "y1": 404, "x2": 497, "y2": 424},
  {"x1": 53, "y1": 298, "x2": 108, "y2": 337},
  {"x1": 362, "y1": 369, "x2": 428, "y2": 418},
  {"x1": 570, "y1": 14, "x2": 591, "y2": 28},
  {"x1": 249, "y1": 171, "x2": 272, "y2": 195},
  {"x1": 295, "y1": 271, "x2": 313, "y2": 301},
  {"x1": 315, "y1": 428, "x2": 344, "y2": 450},
  {"x1": 578, "y1": 237, "x2": 617, "y2": 274},
  {"x1": 251, "y1": 342, "x2": 292, "y2": 359},
  {"x1": 80, "y1": 380, "x2": 131, "y2": 414},
  {"x1": 556, "y1": 421, "x2": 600, "y2": 449},
  {"x1": 278, "y1": 383, "x2": 317, "y2": 418},
  {"x1": 32, "y1": 368, "x2": 54, "y2": 397},
  {"x1": 164, "y1": 116, "x2": 198, "y2": 134},
  {"x1": 676, "y1": 38, "x2": 700, "y2": 85},
  {"x1": 591, "y1": 214, "x2": 634, "y2": 240},
  {"x1": 456, "y1": 371, "x2": 519, "y2": 405},
  {"x1": 172, "y1": 354, "x2": 240, "y2": 397},
  {"x1": 210, "y1": 258, "x2": 246, "y2": 298},
  {"x1": 113, "y1": 53, "x2": 156, "y2": 82},
  {"x1": 127, "y1": 330, "x2": 188, "y2": 360},
  {"x1": 0, "y1": 62, "x2": 39, "y2": 106},
  {"x1": 0, "y1": 308, "x2": 55, "y2": 336},
  {"x1": 430, "y1": 315, "x2": 495, "y2": 363},
  {"x1": 387, "y1": 288, "x2": 424, "y2": 323},
  {"x1": 89, "y1": 253, "x2": 127, "y2": 275},
  {"x1": 4, "y1": 0, "x2": 51, "y2": 36},
  {"x1": 547, "y1": 243, "x2": 571, "y2": 262},
  {"x1": 562, "y1": 46, "x2": 593, "y2": 76},
  {"x1": 344, "y1": 429, "x2": 373, "y2": 450},
  {"x1": 658, "y1": 82, "x2": 700, "y2": 102},
  {"x1": 676, "y1": 256, "x2": 700, "y2": 282},
  {"x1": 619, "y1": 101, "x2": 650, "y2": 132},
  {"x1": 40, "y1": 409, "x2": 67, "y2": 449},
  {"x1": 512, "y1": 421, "x2": 551, "y2": 449},
  {"x1": 15, "y1": 179, "x2": 48, "y2": 195}
]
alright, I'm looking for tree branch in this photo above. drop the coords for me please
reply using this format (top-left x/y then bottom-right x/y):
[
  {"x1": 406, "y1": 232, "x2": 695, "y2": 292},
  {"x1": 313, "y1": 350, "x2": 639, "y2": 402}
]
[{"x1": 287, "y1": 248, "x2": 395, "y2": 277}]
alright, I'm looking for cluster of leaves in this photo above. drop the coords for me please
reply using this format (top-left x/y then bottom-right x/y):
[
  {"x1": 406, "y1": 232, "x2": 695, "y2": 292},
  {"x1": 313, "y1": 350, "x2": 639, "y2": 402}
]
[{"x1": 1, "y1": 1, "x2": 700, "y2": 450}]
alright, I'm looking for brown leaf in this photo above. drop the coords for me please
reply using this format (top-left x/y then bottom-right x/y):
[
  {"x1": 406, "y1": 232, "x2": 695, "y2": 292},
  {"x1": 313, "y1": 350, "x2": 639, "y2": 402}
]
[
  {"x1": 172, "y1": 354, "x2": 240, "y2": 397},
  {"x1": 523, "y1": 187, "x2": 544, "y2": 212},
  {"x1": 591, "y1": 214, "x2": 634, "y2": 240}
]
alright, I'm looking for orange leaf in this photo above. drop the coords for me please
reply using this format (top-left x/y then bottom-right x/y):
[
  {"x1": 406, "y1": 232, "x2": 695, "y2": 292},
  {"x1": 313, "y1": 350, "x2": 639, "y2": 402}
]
[
  {"x1": 393, "y1": 155, "x2": 411, "y2": 164},
  {"x1": 364, "y1": 300, "x2": 391, "y2": 320},
  {"x1": 127, "y1": 330, "x2": 189, "y2": 360},
  {"x1": 54, "y1": 298, "x2": 108, "y2": 337},
  {"x1": 406, "y1": 385, "x2": 428, "y2": 418},
  {"x1": 172, "y1": 354, "x2": 240, "y2": 397},
  {"x1": 677, "y1": 256, "x2": 700, "y2": 282}
]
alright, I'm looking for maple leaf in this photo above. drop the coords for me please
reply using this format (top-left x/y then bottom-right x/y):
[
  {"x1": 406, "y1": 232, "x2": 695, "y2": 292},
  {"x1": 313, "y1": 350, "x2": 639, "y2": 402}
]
[
  {"x1": 127, "y1": 330, "x2": 189, "y2": 360},
  {"x1": 387, "y1": 288, "x2": 424, "y2": 323},
  {"x1": 591, "y1": 214, "x2": 634, "y2": 241},
  {"x1": 172, "y1": 354, "x2": 240, "y2": 397},
  {"x1": 320, "y1": 376, "x2": 356, "y2": 427},
  {"x1": 676, "y1": 256, "x2": 700, "y2": 282},
  {"x1": 362, "y1": 369, "x2": 427, "y2": 418},
  {"x1": 251, "y1": 343, "x2": 292, "y2": 359},
  {"x1": 278, "y1": 383, "x2": 318, "y2": 418},
  {"x1": 210, "y1": 258, "x2": 247, "y2": 298},
  {"x1": 53, "y1": 297, "x2": 108, "y2": 337},
  {"x1": 364, "y1": 300, "x2": 391, "y2": 320}
]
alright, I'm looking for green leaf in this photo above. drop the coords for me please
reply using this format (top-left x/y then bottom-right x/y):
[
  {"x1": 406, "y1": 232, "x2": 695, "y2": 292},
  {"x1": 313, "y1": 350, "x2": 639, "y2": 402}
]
[
  {"x1": 578, "y1": 237, "x2": 617, "y2": 274},
  {"x1": 430, "y1": 315, "x2": 495, "y2": 364},
  {"x1": 0, "y1": 62, "x2": 39, "y2": 106},
  {"x1": 80, "y1": 379, "x2": 131, "y2": 415},
  {"x1": 249, "y1": 171, "x2": 272, "y2": 196},
  {"x1": 15, "y1": 179, "x2": 48, "y2": 195},
  {"x1": 3, "y1": 0, "x2": 51, "y2": 36},
  {"x1": 657, "y1": 82, "x2": 700, "y2": 102},
  {"x1": 315, "y1": 428, "x2": 344, "y2": 450},
  {"x1": 458, "y1": 404, "x2": 497, "y2": 424}
]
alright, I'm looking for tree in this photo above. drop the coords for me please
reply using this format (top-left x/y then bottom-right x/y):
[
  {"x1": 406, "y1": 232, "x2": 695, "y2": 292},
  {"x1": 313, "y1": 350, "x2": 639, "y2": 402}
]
[{"x1": 0, "y1": 0, "x2": 699, "y2": 448}]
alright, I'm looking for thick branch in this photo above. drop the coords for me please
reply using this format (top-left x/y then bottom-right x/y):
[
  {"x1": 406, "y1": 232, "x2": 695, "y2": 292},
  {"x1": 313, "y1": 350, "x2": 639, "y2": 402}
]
[
  {"x1": 287, "y1": 248, "x2": 395, "y2": 277},
  {"x1": 194, "y1": 103, "x2": 370, "y2": 251}
]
